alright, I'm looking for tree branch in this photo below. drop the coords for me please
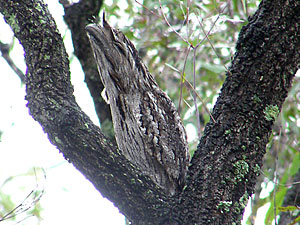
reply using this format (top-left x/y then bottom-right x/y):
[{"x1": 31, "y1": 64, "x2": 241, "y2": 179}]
[
  {"x1": 0, "y1": 1, "x2": 171, "y2": 223},
  {"x1": 1, "y1": 0, "x2": 300, "y2": 224},
  {"x1": 0, "y1": 41, "x2": 26, "y2": 83},
  {"x1": 177, "y1": 0, "x2": 300, "y2": 223},
  {"x1": 60, "y1": 0, "x2": 115, "y2": 139}
]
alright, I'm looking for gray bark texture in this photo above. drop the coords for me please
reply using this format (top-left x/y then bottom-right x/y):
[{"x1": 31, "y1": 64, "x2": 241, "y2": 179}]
[{"x1": 0, "y1": 0, "x2": 300, "y2": 224}]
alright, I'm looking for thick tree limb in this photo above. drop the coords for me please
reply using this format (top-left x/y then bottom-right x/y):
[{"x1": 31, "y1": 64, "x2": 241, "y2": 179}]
[
  {"x1": 177, "y1": 0, "x2": 300, "y2": 223},
  {"x1": 0, "y1": 1, "x2": 170, "y2": 223}
]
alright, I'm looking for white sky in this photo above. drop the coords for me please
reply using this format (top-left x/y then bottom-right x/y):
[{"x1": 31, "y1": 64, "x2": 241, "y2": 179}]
[{"x1": 0, "y1": 1, "x2": 272, "y2": 224}]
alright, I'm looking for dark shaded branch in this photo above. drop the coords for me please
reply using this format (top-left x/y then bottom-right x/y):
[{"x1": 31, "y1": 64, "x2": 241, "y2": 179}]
[
  {"x1": 0, "y1": 1, "x2": 171, "y2": 223},
  {"x1": 0, "y1": 41, "x2": 25, "y2": 83},
  {"x1": 60, "y1": 0, "x2": 115, "y2": 139},
  {"x1": 176, "y1": 0, "x2": 300, "y2": 224}
]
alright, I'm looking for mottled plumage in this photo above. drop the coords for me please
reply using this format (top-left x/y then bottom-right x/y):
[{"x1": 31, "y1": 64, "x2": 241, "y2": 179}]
[{"x1": 86, "y1": 18, "x2": 189, "y2": 195}]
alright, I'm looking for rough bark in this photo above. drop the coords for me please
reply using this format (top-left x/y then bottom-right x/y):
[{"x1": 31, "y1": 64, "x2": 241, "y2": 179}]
[
  {"x1": 0, "y1": 0, "x2": 300, "y2": 224},
  {"x1": 0, "y1": 1, "x2": 169, "y2": 223},
  {"x1": 176, "y1": 1, "x2": 300, "y2": 223}
]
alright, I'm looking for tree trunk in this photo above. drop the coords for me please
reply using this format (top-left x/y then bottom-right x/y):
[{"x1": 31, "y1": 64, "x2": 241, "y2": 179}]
[{"x1": 0, "y1": 0, "x2": 300, "y2": 224}]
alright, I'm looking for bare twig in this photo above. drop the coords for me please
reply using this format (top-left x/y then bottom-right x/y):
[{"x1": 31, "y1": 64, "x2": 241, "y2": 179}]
[
  {"x1": 178, "y1": 46, "x2": 191, "y2": 115},
  {"x1": 273, "y1": 129, "x2": 282, "y2": 225},
  {"x1": 134, "y1": 0, "x2": 220, "y2": 126},
  {"x1": 0, "y1": 41, "x2": 25, "y2": 83},
  {"x1": 167, "y1": 64, "x2": 216, "y2": 123},
  {"x1": 195, "y1": 13, "x2": 231, "y2": 74},
  {"x1": 260, "y1": 170, "x2": 300, "y2": 187},
  {"x1": 184, "y1": 78, "x2": 216, "y2": 123},
  {"x1": 185, "y1": 0, "x2": 191, "y2": 41},
  {"x1": 158, "y1": 0, "x2": 191, "y2": 46},
  {"x1": 193, "y1": 47, "x2": 201, "y2": 138},
  {"x1": 135, "y1": 0, "x2": 160, "y2": 17},
  {"x1": 0, "y1": 168, "x2": 45, "y2": 223}
]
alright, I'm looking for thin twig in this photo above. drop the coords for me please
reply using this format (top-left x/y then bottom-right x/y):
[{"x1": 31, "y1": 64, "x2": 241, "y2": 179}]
[
  {"x1": 193, "y1": 48, "x2": 201, "y2": 138},
  {"x1": 135, "y1": 0, "x2": 160, "y2": 18},
  {"x1": 135, "y1": 0, "x2": 218, "y2": 125},
  {"x1": 158, "y1": 0, "x2": 191, "y2": 46},
  {"x1": 260, "y1": 170, "x2": 300, "y2": 187},
  {"x1": 178, "y1": 46, "x2": 192, "y2": 115},
  {"x1": 195, "y1": 13, "x2": 231, "y2": 74},
  {"x1": 186, "y1": 0, "x2": 191, "y2": 41},
  {"x1": 273, "y1": 129, "x2": 281, "y2": 225},
  {"x1": 0, "y1": 41, "x2": 26, "y2": 83},
  {"x1": 0, "y1": 168, "x2": 45, "y2": 223},
  {"x1": 167, "y1": 64, "x2": 216, "y2": 123},
  {"x1": 184, "y1": 77, "x2": 216, "y2": 123}
]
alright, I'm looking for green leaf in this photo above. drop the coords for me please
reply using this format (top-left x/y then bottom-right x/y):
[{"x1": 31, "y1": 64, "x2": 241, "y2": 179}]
[
  {"x1": 289, "y1": 215, "x2": 300, "y2": 225},
  {"x1": 278, "y1": 205, "x2": 299, "y2": 212},
  {"x1": 200, "y1": 62, "x2": 226, "y2": 74},
  {"x1": 264, "y1": 150, "x2": 300, "y2": 224}
]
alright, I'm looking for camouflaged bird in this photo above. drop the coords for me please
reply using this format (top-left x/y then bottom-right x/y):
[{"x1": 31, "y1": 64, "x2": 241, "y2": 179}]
[{"x1": 86, "y1": 17, "x2": 190, "y2": 195}]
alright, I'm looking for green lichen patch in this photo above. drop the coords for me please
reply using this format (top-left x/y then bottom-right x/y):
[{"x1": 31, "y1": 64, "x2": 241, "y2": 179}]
[
  {"x1": 225, "y1": 129, "x2": 231, "y2": 135},
  {"x1": 54, "y1": 136, "x2": 63, "y2": 145},
  {"x1": 232, "y1": 192, "x2": 250, "y2": 215},
  {"x1": 253, "y1": 164, "x2": 261, "y2": 176},
  {"x1": 239, "y1": 192, "x2": 249, "y2": 208},
  {"x1": 217, "y1": 201, "x2": 232, "y2": 213},
  {"x1": 264, "y1": 105, "x2": 279, "y2": 121},
  {"x1": 233, "y1": 160, "x2": 249, "y2": 183},
  {"x1": 253, "y1": 95, "x2": 262, "y2": 103}
]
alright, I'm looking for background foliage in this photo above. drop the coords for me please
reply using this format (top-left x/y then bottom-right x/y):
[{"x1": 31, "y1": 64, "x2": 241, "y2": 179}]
[{"x1": 0, "y1": 0, "x2": 299, "y2": 224}]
